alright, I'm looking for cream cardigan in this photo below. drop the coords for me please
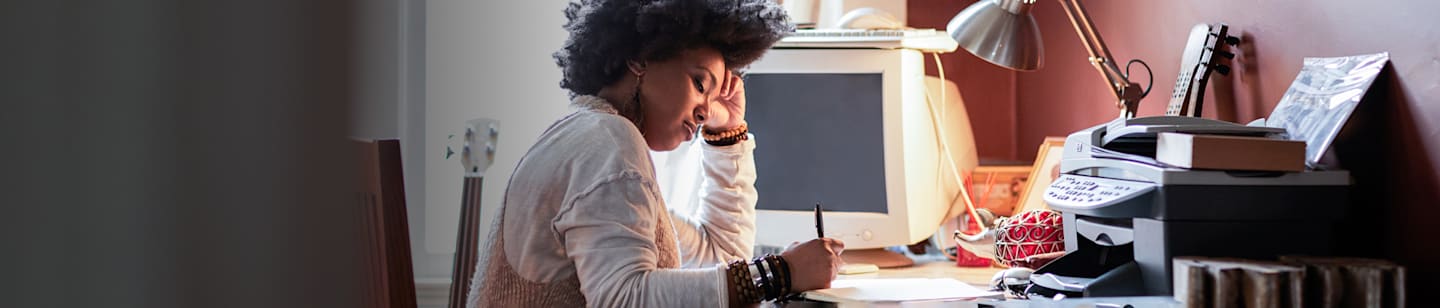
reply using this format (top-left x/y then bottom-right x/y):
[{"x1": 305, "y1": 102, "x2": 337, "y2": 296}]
[{"x1": 467, "y1": 95, "x2": 759, "y2": 307}]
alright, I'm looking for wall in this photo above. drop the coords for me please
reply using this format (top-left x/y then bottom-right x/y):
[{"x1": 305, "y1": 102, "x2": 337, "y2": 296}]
[
  {"x1": 350, "y1": 0, "x2": 442, "y2": 304},
  {"x1": 419, "y1": 1, "x2": 572, "y2": 305},
  {"x1": 908, "y1": 0, "x2": 1019, "y2": 161},
  {"x1": 350, "y1": 0, "x2": 402, "y2": 140},
  {"x1": 913, "y1": 0, "x2": 1440, "y2": 292}
]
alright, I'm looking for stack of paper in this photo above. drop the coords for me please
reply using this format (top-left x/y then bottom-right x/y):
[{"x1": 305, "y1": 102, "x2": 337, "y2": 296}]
[{"x1": 802, "y1": 278, "x2": 1002, "y2": 303}]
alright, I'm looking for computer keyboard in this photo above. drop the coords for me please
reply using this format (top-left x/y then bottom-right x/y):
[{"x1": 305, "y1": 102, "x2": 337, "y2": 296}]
[
  {"x1": 776, "y1": 28, "x2": 958, "y2": 52},
  {"x1": 784, "y1": 29, "x2": 938, "y2": 40}
]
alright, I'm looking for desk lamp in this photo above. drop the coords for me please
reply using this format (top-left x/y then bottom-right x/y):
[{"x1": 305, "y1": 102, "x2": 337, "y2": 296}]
[{"x1": 946, "y1": 0, "x2": 1147, "y2": 118}]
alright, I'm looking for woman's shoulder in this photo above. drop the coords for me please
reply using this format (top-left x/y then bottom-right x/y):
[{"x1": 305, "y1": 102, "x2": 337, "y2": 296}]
[
  {"x1": 555, "y1": 95, "x2": 641, "y2": 138},
  {"x1": 523, "y1": 100, "x2": 652, "y2": 176},
  {"x1": 568, "y1": 112, "x2": 641, "y2": 138},
  {"x1": 550, "y1": 110, "x2": 646, "y2": 154}
]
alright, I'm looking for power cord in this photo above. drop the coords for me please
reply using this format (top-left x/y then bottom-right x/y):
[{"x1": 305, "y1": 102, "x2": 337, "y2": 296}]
[
  {"x1": 924, "y1": 52, "x2": 987, "y2": 243},
  {"x1": 1125, "y1": 59, "x2": 1154, "y2": 98}
]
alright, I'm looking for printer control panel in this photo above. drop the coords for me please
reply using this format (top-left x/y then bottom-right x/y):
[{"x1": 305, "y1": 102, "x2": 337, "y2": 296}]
[{"x1": 1045, "y1": 175, "x2": 1157, "y2": 217}]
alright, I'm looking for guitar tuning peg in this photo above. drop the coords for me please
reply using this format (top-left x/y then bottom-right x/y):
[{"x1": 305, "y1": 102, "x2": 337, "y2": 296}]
[
  {"x1": 1215, "y1": 50, "x2": 1235, "y2": 59},
  {"x1": 1213, "y1": 64, "x2": 1232, "y2": 76},
  {"x1": 1224, "y1": 36, "x2": 1241, "y2": 46}
]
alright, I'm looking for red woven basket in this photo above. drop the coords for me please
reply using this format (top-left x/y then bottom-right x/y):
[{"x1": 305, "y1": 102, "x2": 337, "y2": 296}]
[{"x1": 994, "y1": 209, "x2": 1064, "y2": 268}]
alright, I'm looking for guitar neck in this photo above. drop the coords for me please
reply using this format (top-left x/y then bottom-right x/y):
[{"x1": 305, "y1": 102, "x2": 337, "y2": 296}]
[
  {"x1": 449, "y1": 176, "x2": 485, "y2": 308},
  {"x1": 1180, "y1": 73, "x2": 1211, "y2": 118},
  {"x1": 462, "y1": 177, "x2": 483, "y2": 207}
]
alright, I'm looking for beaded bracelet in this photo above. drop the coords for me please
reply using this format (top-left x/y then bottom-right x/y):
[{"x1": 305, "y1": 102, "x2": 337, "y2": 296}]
[
  {"x1": 703, "y1": 124, "x2": 748, "y2": 146},
  {"x1": 703, "y1": 123, "x2": 747, "y2": 140},
  {"x1": 726, "y1": 259, "x2": 760, "y2": 303},
  {"x1": 704, "y1": 132, "x2": 748, "y2": 146}
]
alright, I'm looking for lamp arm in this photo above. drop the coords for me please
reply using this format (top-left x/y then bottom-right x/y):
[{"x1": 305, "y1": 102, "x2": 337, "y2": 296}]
[{"x1": 1057, "y1": 0, "x2": 1144, "y2": 118}]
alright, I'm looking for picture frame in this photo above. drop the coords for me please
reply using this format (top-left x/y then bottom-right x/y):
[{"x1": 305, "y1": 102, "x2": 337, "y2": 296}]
[
  {"x1": 1014, "y1": 137, "x2": 1068, "y2": 214},
  {"x1": 968, "y1": 165, "x2": 1032, "y2": 217}
]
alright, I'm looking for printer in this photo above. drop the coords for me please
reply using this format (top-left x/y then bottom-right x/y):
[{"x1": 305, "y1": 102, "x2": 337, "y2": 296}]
[{"x1": 1026, "y1": 116, "x2": 1350, "y2": 297}]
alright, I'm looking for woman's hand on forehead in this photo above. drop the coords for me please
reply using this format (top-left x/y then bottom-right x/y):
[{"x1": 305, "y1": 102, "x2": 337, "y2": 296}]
[{"x1": 705, "y1": 70, "x2": 747, "y2": 132}]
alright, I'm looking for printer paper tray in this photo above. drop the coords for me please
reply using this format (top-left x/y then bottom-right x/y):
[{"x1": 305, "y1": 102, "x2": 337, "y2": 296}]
[
  {"x1": 1059, "y1": 157, "x2": 1350, "y2": 186},
  {"x1": 1099, "y1": 116, "x2": 1284, "y2": 146}
]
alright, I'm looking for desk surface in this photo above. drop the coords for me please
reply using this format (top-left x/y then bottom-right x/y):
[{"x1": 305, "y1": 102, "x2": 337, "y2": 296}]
[
  {"x1": 836, "y1": 254, "x2": 1000, "y2": 287},
  {"x1": 790, "y1": 253, "x2": 1182, "y2": 307}
]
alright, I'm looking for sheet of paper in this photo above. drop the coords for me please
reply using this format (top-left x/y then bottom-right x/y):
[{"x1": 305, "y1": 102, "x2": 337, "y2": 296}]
[{"x1": 802, "y1": 278, "x2": 1003, "y2": 303}]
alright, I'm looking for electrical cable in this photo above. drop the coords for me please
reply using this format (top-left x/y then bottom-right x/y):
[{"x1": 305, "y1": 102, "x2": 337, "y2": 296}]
[
  {"x1": 923, "y1": 52, "x2": 988, "y2": 243},
  {"x1": 1125, "y1": 59, "x2": 1154, "y2": 98}
]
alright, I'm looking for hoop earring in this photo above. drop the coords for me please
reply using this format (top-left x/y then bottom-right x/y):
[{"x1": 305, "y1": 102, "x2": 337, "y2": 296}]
[{"x1": 628, "y1": 73, "x2": 645, "y2": 131}]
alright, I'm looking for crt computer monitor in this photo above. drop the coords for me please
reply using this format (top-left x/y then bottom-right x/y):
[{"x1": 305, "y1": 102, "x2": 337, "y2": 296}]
[{"x1": 746, "y1": 48, "x2": 977, "y2": 265}]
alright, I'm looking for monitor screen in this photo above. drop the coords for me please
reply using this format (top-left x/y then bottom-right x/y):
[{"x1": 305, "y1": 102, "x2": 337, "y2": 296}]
[{"x1": 745, "y1": 73, "x2": 888, "y2": 214}]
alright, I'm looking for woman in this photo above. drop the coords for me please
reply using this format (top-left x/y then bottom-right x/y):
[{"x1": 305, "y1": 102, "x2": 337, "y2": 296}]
[{"x1": 467, "y1": 0, "x2": 845, "y2": 307}]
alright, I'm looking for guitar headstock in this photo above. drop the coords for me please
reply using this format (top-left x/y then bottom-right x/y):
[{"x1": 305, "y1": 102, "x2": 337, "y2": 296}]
[
  {"x1": 1166, "y1": 23, "x2": 1239, "y2": 117},
  {"x1": 460, "y1": 118, "x2": 499, "y2": 178}
]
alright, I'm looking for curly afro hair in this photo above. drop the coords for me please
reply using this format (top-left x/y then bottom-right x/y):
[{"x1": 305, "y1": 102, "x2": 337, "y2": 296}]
[{"x1": 555, "y1": 0, "x2": 793, "y2": 96}]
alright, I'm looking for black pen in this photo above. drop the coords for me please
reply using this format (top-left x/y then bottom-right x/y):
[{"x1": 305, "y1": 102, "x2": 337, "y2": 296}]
[{"x1": 814, "y1": 203, "x2": 825, "y2": 238}]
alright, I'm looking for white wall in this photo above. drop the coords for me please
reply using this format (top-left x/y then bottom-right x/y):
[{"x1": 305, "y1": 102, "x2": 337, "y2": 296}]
[
  {"x1": 412, "y1": 0, "x2": 572, "y2": 303},
  {"x1": 352, "y1": 0, "x2": 571, "y2": 305}
]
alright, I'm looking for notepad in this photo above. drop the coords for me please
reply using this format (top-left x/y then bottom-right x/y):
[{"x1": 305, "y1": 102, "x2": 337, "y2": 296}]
[{"x1": 802, "y1": 278, "x2": 1003, "y2": 303}]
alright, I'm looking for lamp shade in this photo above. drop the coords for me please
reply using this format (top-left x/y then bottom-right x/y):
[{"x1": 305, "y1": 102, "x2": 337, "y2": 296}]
[{"x1": 946, "y1": 0, "x2": 1044, "y2": 71}]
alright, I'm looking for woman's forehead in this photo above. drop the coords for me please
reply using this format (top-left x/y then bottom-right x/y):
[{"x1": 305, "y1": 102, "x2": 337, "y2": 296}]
[{"x1": 670, "y1": 47, "x2": 725, "y2": 70}]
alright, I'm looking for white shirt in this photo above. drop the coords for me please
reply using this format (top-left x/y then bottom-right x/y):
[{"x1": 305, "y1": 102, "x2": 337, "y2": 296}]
[{"x1": 467, "y1": 95, "x2": 758, "y2": 307}]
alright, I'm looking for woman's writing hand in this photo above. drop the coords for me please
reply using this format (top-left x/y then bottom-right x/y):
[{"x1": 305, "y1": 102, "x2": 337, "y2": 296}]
[{"x1": 780, "y1": 237, "x2": 845, "y2": 291}]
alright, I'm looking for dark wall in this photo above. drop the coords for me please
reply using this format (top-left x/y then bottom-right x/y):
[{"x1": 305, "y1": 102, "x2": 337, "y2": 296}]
[
  {"x1": 913, "y1": 0, "x2": 1440, "y2": 292},
  {"x1": 1, "y1": 1, "x2": 370, "y2": 306}
]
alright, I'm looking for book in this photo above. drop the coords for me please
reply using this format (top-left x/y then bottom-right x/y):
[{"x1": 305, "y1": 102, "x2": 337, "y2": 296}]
[
  {"x1": 1173, "y1": 256, "x2": 1406, "y2": 308},
  {"x1": 1155, "y1": 132, "x2": 1307, "y2": 172},
  {"x1": 1172, "y1": 257, "x2": 1306, "y2": 308},
  {"x1": 1279, "y1": 256, "x2": 1406, "y2": 308},
  {"x1": 1175, "y1": 260, "x2": 1209, "y2": 308}
]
